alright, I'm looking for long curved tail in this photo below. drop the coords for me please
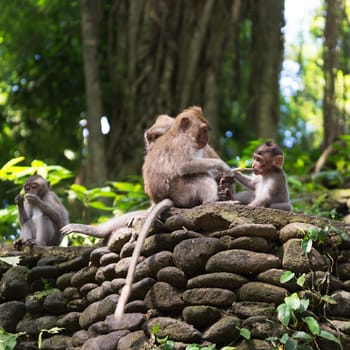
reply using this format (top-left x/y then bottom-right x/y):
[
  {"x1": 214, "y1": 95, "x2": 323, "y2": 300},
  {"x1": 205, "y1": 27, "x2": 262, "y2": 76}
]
[{"x1": 114, "y1": 198, "x2": 173, "y2": 320}]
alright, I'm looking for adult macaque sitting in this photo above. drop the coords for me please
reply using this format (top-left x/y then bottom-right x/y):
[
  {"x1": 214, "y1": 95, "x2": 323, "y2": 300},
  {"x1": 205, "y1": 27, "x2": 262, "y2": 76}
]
[
  {"x1": 14, "y1": 174, "x2": 69, "y2": 248},
  {"x1": 232, "y1": 141, "x2": 292, "y2": 211},
  {"x1": 61, "y1": 110, "x2": 228, "y2": 240}
]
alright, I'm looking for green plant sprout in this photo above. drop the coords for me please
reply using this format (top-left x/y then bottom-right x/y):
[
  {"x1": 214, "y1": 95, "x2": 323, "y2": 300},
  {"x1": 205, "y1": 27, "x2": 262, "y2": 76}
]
[{"x1": 37, "y1": 327, "x2": 64, "y2": 349}]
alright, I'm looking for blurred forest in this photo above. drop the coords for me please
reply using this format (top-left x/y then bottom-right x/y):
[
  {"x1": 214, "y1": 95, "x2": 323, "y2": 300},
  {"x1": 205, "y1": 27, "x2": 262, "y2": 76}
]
[{"x1": 0, "y1": 0, "x2": 349, "y2": 242}]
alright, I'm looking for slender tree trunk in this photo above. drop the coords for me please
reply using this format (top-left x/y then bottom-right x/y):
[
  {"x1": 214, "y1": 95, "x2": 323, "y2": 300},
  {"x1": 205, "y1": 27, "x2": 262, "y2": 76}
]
[
  {"x1": 247, "y1": 0, "x2": 284, "y2": 139},
  {"x1": 323, "y1": 0, "x2": 340, "y2": 149},
  {"x1": 80, "y1": 0, "x2": 106, "y2": 186},
  {"x1": 105, "y1": 0, "x2": 237, "y2": 178}
]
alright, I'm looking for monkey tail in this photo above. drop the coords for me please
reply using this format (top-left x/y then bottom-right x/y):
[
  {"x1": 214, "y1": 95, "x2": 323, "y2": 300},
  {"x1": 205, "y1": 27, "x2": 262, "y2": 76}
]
[{"x1": 114, "y1": 198, "x2": 173, "y2": 320}]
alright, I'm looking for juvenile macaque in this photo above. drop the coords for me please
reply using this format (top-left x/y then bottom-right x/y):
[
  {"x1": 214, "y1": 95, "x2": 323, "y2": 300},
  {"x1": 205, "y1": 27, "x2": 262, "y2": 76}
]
[
  {"x1": 144, "y1": 114, "x2": 174, "y2": 152},
  {"x1": 145, "y1": 113, "x2": 220, "y2": 159},
  {"x1": 115, "y1": 106, "x2": 231, "y2": 320},
  {"x1": 233, "y1": 141, "x2": 292, "y2": 211},
  {"x1": 14, "y1": 174, "x2": 69, "y2": 248}
]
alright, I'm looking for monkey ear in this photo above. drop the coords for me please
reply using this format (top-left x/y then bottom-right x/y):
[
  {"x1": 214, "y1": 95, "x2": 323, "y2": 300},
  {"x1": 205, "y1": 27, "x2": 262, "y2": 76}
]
[
  {"x1": 272, "y1": 155, "x2": 284, "y2": 168},
  {"x1": 179, "y1": 116, "x2": 191, "y2": 131}
]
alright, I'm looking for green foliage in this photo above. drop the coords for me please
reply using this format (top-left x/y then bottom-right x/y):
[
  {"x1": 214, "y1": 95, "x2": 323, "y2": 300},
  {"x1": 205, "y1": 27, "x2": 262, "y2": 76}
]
[
  {"x1": 149, "y1": 325, "x2": 174, "y2": 350},
  {"x1": 0, "y1": 328, "x2": 26, "y2": 350},
  {"x1": 0, "y1": 0, "x2": 84, "y2": 172},
  {"x1": 33, "y1": 287, "x2": 60, "y2": 301},
  {"x1": 299, "y1": 225, "x2": 343, "y2": 256},
  {"x1": 66, "y1": 176, "x2": 150, "y2": 229},
  {"x1": 0, "y1": 157, "x2": 73, "y2": 185},
  {"x1": 272, "y1": 291, "x2": 341, "y2": 349},
  {"x1": 275, "y1": 246, "x2": 343, "y2": 350}
]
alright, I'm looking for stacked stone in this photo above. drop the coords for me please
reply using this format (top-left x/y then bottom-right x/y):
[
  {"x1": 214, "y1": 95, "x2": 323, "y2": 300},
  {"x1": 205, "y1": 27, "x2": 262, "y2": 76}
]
[{"x1": 0, "y1": 204, "x2": 349, "y2": 350}]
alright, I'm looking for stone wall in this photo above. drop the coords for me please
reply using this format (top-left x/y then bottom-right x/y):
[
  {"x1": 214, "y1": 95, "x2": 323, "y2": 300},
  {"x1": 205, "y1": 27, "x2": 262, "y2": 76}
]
[{"x1": 0, "y1": 203, "x2": 349, "y2": 350}]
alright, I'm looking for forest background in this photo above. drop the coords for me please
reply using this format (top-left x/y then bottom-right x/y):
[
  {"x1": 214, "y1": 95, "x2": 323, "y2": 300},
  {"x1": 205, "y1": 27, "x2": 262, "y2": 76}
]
[{"x1": 0, "y1": 0, "x2": 349, "y2": 243}]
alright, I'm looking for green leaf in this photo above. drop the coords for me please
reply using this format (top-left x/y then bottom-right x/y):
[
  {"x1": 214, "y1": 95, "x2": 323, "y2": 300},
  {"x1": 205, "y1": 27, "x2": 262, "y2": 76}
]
[
  {"x1": 113, "y1": 182, "x2": 138, "y2": 192},
  {"x1": 317, "y1": 229, "x2": 327, "y2": 244},
  {"x1": 302, "y1": 316, "x2": 320, "y2": 336},
  {"x1": 185, "y1": 345, "x2": 201, "y2": 350},
  {"x1": 277, "y1": 303, "x2": 291, "y2": 326},
  {"x1": 280, "y1": 271, "x2": 295, "y2": 283},
  {"x1": 151, "y1": 324, "x2": 159, "y2": 334},
  {"x1": 301, "y1": 238, "x2": 313, "y2": 253},
  {"x1": 239, "y1": 327, "x2": 251, "y2": 340},
  {"x1": 0, "y1": 156, "x2": 25, "y2": 171},
  {"x1": 70, "y1": 184, "x2": 87, "y2": 194},
  {"x1": 321, "y1": 295, "x2": 337, "y2": 304},
  {"x1": 299, "y1": 298, "x2": 310, "y2": 312},
  {"x1": 296, "y1": 273, "x2": 305, "y2": 287},
  {"x1": 87, "y1": 201, "x2": 114, "y2": 211},
  {"x1": 163, "y1": 340, "x2": 175, "y2": 350},
  {"x1": 319, "y1": 330, "x2": 341, "y2": 344},
  {"x1": 308, "y1": 228, "x2": 319, "y2": 241},
  {"x1": 285, "y1": 293, "x2": 300, "y2": 310},
  {"x1": 156, "y1": 335, "x2": 169, "y2": 344},
  {"x1": 285, "y1": 337, "x2": 298, "y2": 350},
  {"x1": 292, "y1": 331, "x2": 313, "y2": 342},
  {"x1": 280, "y1": 333, "x2": 290, "y2": 344}
]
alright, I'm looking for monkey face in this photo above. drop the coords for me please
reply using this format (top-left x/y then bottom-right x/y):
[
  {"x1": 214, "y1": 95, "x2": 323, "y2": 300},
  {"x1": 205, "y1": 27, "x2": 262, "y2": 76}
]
[
  {"x1": 195, "y1": 124, "x2": 209, "y2": 149},
  {"x1": 252, "y1": 153, "x2": 270, "y2": 175},
  {"x1": 24, "y1": 182, "x2": 40, "y2": 195},
  {"x1": 24, "y1": 175, "x2": 50, "y2": 198},
  {"x1": 252, "y1": 152, "x2": 284, "y2": 175}
]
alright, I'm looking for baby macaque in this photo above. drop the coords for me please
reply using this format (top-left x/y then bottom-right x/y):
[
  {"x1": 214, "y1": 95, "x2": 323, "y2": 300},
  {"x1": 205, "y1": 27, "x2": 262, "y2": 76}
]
[
  {"x1": 233, "y1": 141, "x2": 292, "y2": 211},
  {"x1": 14, "y1": 174, "x2": 69, "y2": 248}
]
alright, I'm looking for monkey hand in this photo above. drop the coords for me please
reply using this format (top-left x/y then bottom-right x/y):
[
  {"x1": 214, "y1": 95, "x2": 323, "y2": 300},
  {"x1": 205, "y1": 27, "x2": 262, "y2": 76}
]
[
  {"x1": 221, "y1": 173, "x2": 235, "y2": 183},
  {"x1": 15, "y1": 194, "x2": 24, "y2": 206},
  {"x1": 60, "y1": 224, "x2": 79, "y2": 235},
  {"x1": 13, "y1": 238, "x2": 23, "y2": 250},
  {"x1": 24, "y1": 193, "x2": 40, "y2": 204}
]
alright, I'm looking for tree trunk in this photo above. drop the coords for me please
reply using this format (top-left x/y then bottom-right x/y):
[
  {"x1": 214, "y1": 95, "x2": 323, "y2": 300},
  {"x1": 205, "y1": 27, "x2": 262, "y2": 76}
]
[
  {"x1": 80, "y1": 0, "x2": 106, "y2": 186},
  {"x1": 105, "y1": 0, "x2": 238, "y2": 179},
  {"x1": 323, "y1": 0, "x2": 341, "y2": 149},
  {"x1": 247, "y1": 0, "x2": 285, "y2": 139}
]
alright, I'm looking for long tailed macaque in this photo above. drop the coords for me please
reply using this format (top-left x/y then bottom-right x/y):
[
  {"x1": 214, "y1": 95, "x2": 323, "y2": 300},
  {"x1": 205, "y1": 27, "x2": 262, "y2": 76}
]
[
  {"x1": 14, "y1": 174, "x2": 69, "y2": 248},
  {"x1": 143, "y1": 107, "x2": 230, "y2": 206},
  {"x1": 61, "y1": 112, "x2": 225, "y2": 239},
  {"x1": 232, "y1": 141, "x2": 292, "y2": 211},
  {"x1": 115, "y1": 106, "x2": 231, "y2": 320}
]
